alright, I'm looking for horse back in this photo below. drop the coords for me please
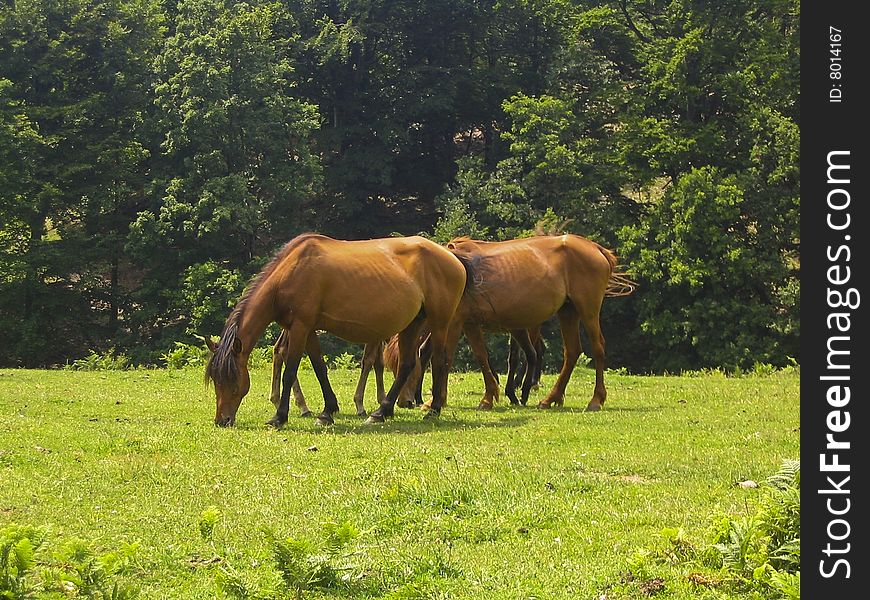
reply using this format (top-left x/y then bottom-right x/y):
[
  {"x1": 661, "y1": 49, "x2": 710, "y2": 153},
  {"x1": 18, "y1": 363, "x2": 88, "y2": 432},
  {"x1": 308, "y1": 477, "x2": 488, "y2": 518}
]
[{"x1": 270, "y1": 235, "x2": 467, "y2": 338}]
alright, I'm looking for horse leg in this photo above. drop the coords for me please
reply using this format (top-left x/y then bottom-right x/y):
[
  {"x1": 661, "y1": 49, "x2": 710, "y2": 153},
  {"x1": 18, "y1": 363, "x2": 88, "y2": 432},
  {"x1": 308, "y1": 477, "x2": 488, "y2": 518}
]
[
  {"x1": 366, "y1": 318, "x2": 425, "y2": 424},
  {"x1": 505, "y1": 334, "x2": 521, "y2": 406},
  {"x1": 272, "y1": 330, "x2": 313, "y2": 417},
  {"x1": 510, "y1": 328, "x2": 537, "y2": 406},
  {"x1": 304, "y1": 331, "x2": 341, "y2": 426},
  {"x1": 290, "y1": 379, "x2": 308, "y2": 416},
  {"x1": 412, "y1": 334, "x2": 432, "y2": 408},
  {"x1": 464, "y1": 324, "x2": 500, "y2": 410},
  {"x1": 269, "y1": 323, "x2": 309, "y2": 427},
  {"x1": 531, "y1": 328, "x2": 545, "y2": 390},
  {"x1": 578, "y1": 309, "x2": 607, "y2": 411},
  {"x1": 423, "y1": 328, "x2": 451, "y2": 419},
  {"x1": 270, "y1": 330, "x2": 287, "y2": 410},
  {"x1": 351, "y1": 343, "x2": 378, "y2": 417},
  {"x1": 539, "y1": 305, "x2": 582, "y2": 409},
  {"x1": 374, "y1": 340, "x2": 386, "y2": 404}
]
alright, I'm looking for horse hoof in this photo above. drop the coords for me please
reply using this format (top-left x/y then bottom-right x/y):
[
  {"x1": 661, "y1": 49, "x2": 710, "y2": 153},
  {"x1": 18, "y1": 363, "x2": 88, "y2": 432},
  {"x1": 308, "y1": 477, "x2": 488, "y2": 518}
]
[
  {"x1": 477, "y1": 401, "x2": 493, "y2": 411},
  {"x1": 266, "y1": 417, "x2": 287, "y2": 428},
  {"x1": 536, "y1": 402, "x2": 551, "y2": 410},
  {"x1": 422, "y1": 409, "x2": 440, "y2": 420},
  {"x1": 299, "y1": 410, "x2": 313, "y2": 418},
  {"x1": 585, "y1": 402, "x2": 603, "y2": 412},
  {"x1": 356, "y1": 410, "x2": 368, "y2": 418},
  {"x1": 315, "y1": 414, "x2": 335, "y2": 426},
  {"x1": 364, "y1": 415, "x2": 385, "y2": 425}
]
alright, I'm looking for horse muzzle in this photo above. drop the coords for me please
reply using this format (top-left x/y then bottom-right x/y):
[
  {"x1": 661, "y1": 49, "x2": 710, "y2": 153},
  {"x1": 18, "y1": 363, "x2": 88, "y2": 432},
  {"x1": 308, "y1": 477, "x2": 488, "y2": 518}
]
[{"x1": 214, "y1": 415, "x2": 236, "y2": 427}]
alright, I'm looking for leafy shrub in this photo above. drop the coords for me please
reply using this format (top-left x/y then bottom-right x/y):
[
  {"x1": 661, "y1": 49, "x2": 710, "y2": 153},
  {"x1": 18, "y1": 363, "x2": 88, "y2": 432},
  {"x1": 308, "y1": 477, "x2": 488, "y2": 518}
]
[
  {"x1": 329, "y1": 352, "x2": 357, "y2": 371},
  {"x1": 161, "y1": 341, "x2": 209, "y2": 369},
  {"x1": 65, "y1": 349, "x2": 130, "y2": 371},
  {"x1": 603, "y1": 460, "x2": 800, "y2": 599},
  {"x1": 1, "y1": 525, "x2": 44, "y2": 599},
  {"x1": 198, "y1": 506, "x2": 222, "y2": 542},
  {"x1": 0, "y1": 525, "x2": 139, "y2": 599},
  {"x1": 218, "y1": 521, "x2": 363, "y2": 600},
  {"x1": 708, "y1": 460, "x2": 800, "y2": 595},
  {"x1": 48, "y1": 537, "x2": 140, "y2": 599}
]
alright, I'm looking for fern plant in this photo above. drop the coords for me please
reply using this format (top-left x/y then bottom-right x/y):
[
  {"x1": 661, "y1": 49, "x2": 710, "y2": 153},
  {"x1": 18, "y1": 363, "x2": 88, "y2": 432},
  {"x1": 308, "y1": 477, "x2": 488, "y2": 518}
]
[
  {"x1": 709, "y1": 459, "x2": 800, "y2": 596},
  {"x1": 50, "y1": 537, "x2": 139, "y2": 599},
  {"x1": 271, "y1": 521, "x2": 360, "y2": 599},
  {"x1": 1, "y1": 525, "x2": 43, "y2": 599}
]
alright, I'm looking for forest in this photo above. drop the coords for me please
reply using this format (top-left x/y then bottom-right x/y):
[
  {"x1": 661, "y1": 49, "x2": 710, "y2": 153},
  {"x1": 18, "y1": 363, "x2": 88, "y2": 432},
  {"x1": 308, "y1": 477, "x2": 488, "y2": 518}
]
[{"x1": 0, "y1": 0, "x2": 800, "y2": 372}]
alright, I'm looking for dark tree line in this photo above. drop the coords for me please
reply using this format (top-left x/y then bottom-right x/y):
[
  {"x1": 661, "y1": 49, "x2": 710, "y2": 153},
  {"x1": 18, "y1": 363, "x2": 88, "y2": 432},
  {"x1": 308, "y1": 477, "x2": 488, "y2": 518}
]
[{"x1": 0, "y1": 0, "x2": 799, "y2": 372}]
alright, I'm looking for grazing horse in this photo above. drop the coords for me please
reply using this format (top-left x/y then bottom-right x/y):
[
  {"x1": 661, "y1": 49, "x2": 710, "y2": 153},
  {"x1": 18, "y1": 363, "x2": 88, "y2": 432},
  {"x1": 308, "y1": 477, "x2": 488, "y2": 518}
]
[
  {"x1": 269, "y1": 330, "x2": 386, "y2": 417},
  {"x1": 445, "y1": 235, "x2": 636, "y2": 411},
  {"x1": 205, "y1": 233, "x2": 469, "y2": 427}
]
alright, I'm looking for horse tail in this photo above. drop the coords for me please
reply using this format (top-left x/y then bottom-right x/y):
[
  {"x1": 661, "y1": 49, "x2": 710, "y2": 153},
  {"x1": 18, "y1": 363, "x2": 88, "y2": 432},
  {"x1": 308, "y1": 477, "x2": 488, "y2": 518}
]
[
  {"x1": 596, "y1": 244, "x2": 638, "y2": 298},
  {"x1": 382, "y1": 334, "x2": 401, "y2": 376},
  {"x1": 205, "y1": 321, "x2": 241, "y2": 389},
  {"x1": 450, "y1": 251, "x2": 479, "y2": 294}
]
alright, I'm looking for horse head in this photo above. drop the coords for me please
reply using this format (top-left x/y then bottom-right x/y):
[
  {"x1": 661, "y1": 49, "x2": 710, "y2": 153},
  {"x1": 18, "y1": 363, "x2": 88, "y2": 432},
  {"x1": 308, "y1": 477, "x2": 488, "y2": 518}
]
[{"x1": 205, "y1": 329, "x2": 250, "y2": 427}]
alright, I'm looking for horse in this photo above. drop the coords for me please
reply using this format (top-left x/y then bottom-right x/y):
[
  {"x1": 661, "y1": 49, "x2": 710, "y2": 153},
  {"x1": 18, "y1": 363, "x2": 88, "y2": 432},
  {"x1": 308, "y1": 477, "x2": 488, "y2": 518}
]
[
  {"x1": 269, "y1": 330, "x2": 386, "y2": 417},
  {"x1": 205, "y1": 233, "x2": 469, "y2": 427},
  {"x1": 445, "y1": 235, "x2": 636, "y2": 411}
]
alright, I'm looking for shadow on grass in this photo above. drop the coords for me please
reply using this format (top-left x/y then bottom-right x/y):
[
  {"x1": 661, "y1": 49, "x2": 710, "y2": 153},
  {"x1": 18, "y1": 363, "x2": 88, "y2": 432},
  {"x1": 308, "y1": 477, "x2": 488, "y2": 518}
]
[{"x1": 230, "y1": 409, "x2": 534, "y2": 435}]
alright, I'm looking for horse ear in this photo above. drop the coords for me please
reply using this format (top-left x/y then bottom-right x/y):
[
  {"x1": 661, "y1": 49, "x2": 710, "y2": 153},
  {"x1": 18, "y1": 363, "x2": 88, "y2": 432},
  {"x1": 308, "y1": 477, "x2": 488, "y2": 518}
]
[
  {"x1": 232, "y1": 338, "x2": 243, "y2": 354},
  {"x1": 446, "y1": 241, "x2": 456, "y2": 250},
  {"x1": 205, "y1": 337, "x2": 217, "y2": 353}
]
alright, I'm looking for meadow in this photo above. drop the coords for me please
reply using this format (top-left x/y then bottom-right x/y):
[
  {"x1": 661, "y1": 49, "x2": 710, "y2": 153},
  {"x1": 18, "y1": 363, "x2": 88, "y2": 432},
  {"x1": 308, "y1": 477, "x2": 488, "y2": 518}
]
[{"x1": 0, "y1": 363, "x2": 799, "y2": 599}]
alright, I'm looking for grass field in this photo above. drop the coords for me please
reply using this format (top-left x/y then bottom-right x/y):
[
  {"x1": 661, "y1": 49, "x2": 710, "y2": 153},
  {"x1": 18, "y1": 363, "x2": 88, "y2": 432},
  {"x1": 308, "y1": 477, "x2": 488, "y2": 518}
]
[{"x1": 0, "y1": 364, "x2": 799, "y2": 599}]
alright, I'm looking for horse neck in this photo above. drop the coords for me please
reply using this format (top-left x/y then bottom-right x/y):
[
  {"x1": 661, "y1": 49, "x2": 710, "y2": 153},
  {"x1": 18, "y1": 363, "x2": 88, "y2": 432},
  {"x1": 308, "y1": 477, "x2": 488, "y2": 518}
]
[{"x1": 235, "y1": 285, "x2": 278, "y2": 356}]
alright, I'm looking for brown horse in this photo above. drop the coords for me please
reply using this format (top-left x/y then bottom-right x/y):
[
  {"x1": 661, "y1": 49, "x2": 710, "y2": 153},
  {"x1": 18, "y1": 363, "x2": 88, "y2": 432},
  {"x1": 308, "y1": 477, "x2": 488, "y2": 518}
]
[
  {"x1": 270, "y1": 330, "x2": 385, "y2": 417},
  {"x1": 445, "y1": 235, "x2": 636, "y2": 411},
  {"x1": 205, "y1": 233, "x2": 469, "y2": 427}
]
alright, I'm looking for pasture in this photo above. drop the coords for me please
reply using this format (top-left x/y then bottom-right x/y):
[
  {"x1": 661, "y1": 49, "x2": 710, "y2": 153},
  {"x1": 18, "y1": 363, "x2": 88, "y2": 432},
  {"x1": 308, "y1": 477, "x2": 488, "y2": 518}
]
[{"x1": 0, "y1": 364, "x2": 799, "y2": 599}]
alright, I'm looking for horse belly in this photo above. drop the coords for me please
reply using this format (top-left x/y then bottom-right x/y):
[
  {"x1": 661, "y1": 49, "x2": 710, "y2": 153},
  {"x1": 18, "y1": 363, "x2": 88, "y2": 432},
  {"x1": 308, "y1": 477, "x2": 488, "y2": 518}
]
[
  {"x1": 472, "y1": 277, "x2": 566, "y2": 330},
  {"x1": 316, "y1": 289, "x2": 422, "y2": 344}
]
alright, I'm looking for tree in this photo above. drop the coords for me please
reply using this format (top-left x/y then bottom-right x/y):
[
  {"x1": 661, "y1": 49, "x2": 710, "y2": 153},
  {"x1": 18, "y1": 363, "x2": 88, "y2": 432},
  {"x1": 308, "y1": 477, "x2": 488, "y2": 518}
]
[
  {"x1": 125, "y1": 0, "x2": 321, "y2": 351},
  {"x1": 0, "y1": 0, "x2": 164, "y2": 365}
]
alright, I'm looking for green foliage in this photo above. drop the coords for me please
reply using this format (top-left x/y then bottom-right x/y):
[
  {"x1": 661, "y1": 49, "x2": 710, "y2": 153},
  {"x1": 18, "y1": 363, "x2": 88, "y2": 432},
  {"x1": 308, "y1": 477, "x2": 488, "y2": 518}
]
[
  {"x1": 161, "y1": 341, "x2": 209, "y2": 370},
  {"x1": 608, "y1": 460, "x2": 800, "y2": 599},
  {"x1": 217, "y1": 521, "x2": 362, "y2": 600},
  {"x1": 1, "y1": 525, "x2": 43, "y2": 599},
  {"x1": 198, "y1": 506, "x2": 222, "y2": 542},
  {"x1": 328, "y1": 352, "x2": 357, "y2": 371},
  {"x1": 707, "y1": 461, "x2": 801, "y2": 596},
  {"x1": 66, "y1": 349, "x2": 131, "y2": 371},
  {"x1": 1, "y1": 0, "x2": 799, "y2": 373},
  {"x1": 0, "y1": 526, "x2": 139, "y2": 599},
  {"x1": 271, "y1": 521, "x2": 360, "y2": 598},
  {"x1": 619, "y1": 166, "x2": 797, "y2": 371},
  {"x1": 50, "y1": 537, "x2": 140, "y2": 599}
]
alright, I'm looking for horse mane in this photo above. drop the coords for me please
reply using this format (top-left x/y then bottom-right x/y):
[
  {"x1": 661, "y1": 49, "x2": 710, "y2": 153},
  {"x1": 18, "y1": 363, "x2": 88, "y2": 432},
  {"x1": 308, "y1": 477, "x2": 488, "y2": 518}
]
[{"x1": 205, "y1": 232, "x2": 323, "y2": 389}]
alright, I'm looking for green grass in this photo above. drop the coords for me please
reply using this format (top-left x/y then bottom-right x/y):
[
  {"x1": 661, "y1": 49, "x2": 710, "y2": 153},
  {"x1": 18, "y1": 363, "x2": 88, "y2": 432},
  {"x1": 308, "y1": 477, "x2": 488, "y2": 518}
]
[{"x1": 0, "y1": 365, "x2": 799, "y2": 599}]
